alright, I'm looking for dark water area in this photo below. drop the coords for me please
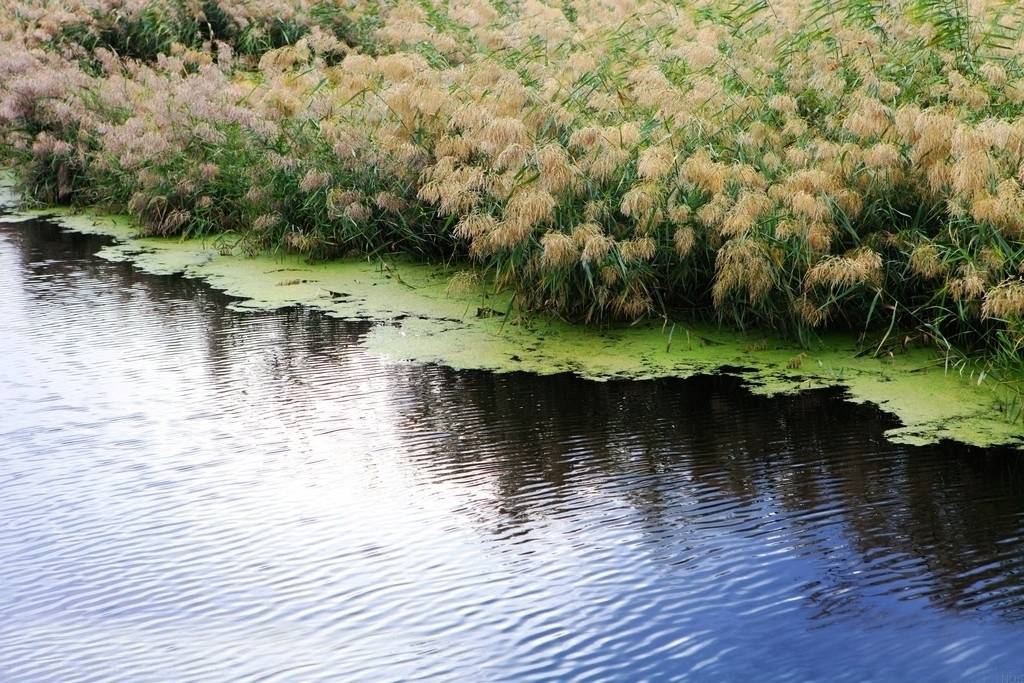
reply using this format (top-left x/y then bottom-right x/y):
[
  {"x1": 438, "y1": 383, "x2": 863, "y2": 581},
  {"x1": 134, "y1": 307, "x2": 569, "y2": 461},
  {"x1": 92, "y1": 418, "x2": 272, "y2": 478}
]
[{"x1": 2, "y1": 219, "x2": 1024, "y2": 682}]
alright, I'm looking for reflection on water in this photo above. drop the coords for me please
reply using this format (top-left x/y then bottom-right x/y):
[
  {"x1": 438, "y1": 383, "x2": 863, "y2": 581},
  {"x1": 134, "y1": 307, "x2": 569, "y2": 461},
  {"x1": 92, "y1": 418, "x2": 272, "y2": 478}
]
[{"x1": 1, "y1": 220, "x2": 1024, "y2": 681}]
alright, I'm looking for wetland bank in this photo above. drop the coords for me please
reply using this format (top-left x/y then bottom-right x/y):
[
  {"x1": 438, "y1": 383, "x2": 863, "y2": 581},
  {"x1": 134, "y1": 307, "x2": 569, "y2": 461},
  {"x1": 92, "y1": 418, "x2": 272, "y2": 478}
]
[
  {"x1": 3, "y1": 0, "x2": 1024, "y2": 448},
  {"x1": 2, "y1": 174, "x2": 1022, "y2": 449}
]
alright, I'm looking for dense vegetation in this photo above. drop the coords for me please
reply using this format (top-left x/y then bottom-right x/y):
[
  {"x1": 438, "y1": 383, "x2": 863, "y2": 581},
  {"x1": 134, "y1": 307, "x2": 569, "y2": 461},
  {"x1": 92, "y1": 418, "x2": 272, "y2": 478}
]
[{"x1": 1, "y1": 0, "x2": 1023, "y2": 377}]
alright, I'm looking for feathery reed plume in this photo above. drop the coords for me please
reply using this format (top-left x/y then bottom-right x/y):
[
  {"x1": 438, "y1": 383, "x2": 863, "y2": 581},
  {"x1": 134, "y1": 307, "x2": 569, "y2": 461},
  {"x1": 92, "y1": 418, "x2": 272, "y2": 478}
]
[
  {"x1": 446, "y1": 270, "x2": 482, "y2": 295},
  {"x1": 680, "y1": 150, "x2": 727, "y2": 195},
  {"x1": 713, "y1": 239, "x2": 774, "y2": 307},
  {"x1": 620, "y1": 183, "x2": 660, "y2": 222},
  {"x1": 794, "y1": 295, "x2": 828, "y2": 327},
  {"x1": 948, "y1": 263, "x2": 987, "y2": 302},
  {"x1": 536, "y1": 143, "x2": 575, "y2": 194},
  {"x1": 580, "y1": 230, "x2": 613, "y2": 265},
  {"x1": 982, "y1": 280, "x2": 1024, "y2": 319},
  {"x1": 721, "y1": 190, "x2": 771, "y2": 237},
  {"x1": 804, "y1": 248, "x2": 883, "y2": 291},
  {"x1": 909, "y1": 243, "x2": 947, "y2": 279},
  {"x1": 697, "y1": 193, "x2": 733, "y2": 229},
  {"x1": 674, "y1": 227, "x2": 696, "y2": 259},
  {"x1": 503, "y1": 188, "x2": 556, "y2": 232},
  {"x1": 299, "y1": 169, "x2": 331, "y2": 193},
  {"x1": 618, "y1": 237, "x2": 656, "y2": 263},
  {"x1": 540, "y1": 231, "x2": 578, "y2": 269},
  {"x1": 637, "y1": 144, "x2": 675, "y2": 181}
]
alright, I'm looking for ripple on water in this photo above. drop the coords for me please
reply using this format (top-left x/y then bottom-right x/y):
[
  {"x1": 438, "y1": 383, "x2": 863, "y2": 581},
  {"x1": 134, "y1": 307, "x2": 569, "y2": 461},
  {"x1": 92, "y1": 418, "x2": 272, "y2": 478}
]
[{"x1": 1, "y1": 220, "x2": 1024, "y2": 681}]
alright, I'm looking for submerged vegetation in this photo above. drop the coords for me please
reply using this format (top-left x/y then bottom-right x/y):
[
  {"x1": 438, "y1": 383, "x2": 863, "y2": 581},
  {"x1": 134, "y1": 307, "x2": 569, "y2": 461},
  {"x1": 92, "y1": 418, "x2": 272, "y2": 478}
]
[{"x1": 1, "y1": 0, "x2": 1023, "y2": 387}]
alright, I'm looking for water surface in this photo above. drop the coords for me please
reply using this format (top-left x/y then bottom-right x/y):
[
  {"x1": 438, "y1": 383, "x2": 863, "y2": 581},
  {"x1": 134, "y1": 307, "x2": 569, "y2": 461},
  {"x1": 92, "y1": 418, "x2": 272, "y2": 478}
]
[{"x1": 1, "y1": 219, "x2": 1024, "y2": 681}]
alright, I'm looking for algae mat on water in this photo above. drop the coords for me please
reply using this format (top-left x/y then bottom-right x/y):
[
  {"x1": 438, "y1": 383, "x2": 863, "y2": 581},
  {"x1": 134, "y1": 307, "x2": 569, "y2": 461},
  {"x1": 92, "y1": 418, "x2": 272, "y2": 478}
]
[{"x1": 1, "y1": 184, "x2": 1021, "y2": 450}]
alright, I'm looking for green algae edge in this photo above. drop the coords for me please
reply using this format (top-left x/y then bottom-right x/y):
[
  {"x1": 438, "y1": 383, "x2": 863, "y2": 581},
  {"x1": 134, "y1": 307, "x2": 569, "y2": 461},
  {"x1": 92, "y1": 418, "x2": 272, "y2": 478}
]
[{"x1": 1, "y1": 181, "x2": 1021, "y2": 450}]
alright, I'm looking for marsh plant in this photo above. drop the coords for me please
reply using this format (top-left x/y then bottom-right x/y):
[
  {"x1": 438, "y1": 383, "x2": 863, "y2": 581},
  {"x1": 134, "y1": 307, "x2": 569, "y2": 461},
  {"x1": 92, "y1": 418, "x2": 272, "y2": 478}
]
[{"x1": 2, "y1": 0, "x2": 1023, "y2": 378}]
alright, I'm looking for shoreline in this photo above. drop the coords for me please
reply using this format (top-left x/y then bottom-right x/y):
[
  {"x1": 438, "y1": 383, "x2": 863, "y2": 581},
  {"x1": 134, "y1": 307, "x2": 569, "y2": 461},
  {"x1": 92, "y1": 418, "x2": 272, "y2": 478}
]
[{"x1": 2, "y1": 178, "x2": 1021, "y2": 450}]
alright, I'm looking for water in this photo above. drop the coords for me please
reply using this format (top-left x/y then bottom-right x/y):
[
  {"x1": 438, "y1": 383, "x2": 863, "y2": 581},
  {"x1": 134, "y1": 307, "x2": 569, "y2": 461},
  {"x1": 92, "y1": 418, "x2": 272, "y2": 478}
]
[{"x1": 1, "y1": 219, "x2": 1023, "y2": 682}]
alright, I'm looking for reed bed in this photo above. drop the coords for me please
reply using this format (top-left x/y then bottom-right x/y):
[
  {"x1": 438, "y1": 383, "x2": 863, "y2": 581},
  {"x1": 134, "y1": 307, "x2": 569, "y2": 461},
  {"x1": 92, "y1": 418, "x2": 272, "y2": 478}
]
[{"x1": 2, "y1": 0, "x2": 1023, "y2": 376}]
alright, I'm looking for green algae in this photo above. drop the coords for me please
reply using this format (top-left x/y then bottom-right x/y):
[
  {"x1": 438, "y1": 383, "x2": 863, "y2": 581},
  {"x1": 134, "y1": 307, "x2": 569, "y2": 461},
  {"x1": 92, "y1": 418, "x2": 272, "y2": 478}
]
[{"x1": 1, "y1": 178, "x2": 1021, "y2": 450}]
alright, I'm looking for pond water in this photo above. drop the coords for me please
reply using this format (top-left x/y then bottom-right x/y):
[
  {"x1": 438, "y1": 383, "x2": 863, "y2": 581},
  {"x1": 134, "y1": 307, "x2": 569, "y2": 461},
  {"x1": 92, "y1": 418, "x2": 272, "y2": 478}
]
[{"x1": 1, "y1": 219, "x2": 1024, "y2": 682}]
